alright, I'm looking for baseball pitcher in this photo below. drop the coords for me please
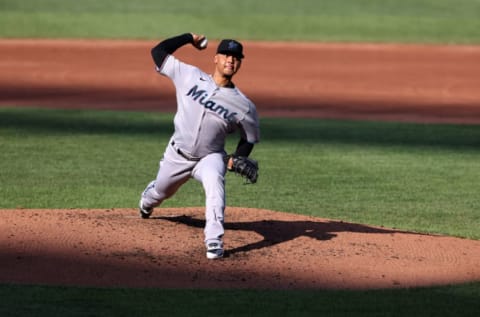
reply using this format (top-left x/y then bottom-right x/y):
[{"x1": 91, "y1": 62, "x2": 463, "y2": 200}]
[{"x1": 139, "y1": 33, "x2": 260, "y2": 259}]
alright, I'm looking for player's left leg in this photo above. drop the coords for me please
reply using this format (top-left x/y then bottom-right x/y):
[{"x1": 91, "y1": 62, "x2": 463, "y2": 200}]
[{"x1": 192, "y1": 152, "x2": 227, "y2": 258}]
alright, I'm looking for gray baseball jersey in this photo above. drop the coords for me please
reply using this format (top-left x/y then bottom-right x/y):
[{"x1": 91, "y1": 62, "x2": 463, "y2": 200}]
[{"x1": 158, "y1": 55, "x2": 260, "y2": 158}]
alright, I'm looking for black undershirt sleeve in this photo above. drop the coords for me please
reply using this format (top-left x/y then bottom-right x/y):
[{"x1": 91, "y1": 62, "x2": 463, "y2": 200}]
[
  {"x1": 234, "y1": 138, "x2": 254, "y2": 157},
  {"x1": 151, "y1": 33, "x2": 193, "y2": 68}
]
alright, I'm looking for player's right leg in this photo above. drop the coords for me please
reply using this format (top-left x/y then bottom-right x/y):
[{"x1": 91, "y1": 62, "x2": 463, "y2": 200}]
[{"x1": 139, "y1": 146, "x2": 194, "y2": 218}]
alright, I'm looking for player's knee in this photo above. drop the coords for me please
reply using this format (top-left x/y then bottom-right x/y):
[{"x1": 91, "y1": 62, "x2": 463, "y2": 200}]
[{"x1": 200, "y1": 172, "x2": 224, "y2": 194}]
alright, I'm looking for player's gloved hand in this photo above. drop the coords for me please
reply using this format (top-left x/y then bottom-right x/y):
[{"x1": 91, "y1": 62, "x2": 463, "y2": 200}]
[{"x1": 225, "y1": 155, "x2": 259, "y2": 184}]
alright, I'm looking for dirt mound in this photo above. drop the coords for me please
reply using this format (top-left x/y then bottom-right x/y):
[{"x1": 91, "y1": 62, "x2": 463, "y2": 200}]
[{"x1": 1, "y1": 208, "x2": 479, "y2": 289}]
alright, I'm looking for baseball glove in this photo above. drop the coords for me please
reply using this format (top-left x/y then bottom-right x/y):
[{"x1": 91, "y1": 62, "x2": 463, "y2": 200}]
[{"x1": 225, "y1": 155, "x2": 259, "y2": 184}]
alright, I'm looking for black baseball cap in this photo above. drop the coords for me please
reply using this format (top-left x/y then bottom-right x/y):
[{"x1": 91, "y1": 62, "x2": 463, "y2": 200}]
[{"x1": 216, "y1": 39, "x2": 244, "y2": 59}]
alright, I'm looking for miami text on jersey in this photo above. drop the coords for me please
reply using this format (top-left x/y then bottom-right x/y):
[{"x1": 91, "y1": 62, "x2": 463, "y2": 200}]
[{"x1": 186, "y1": 85, "x2": 237, "y2": 121}]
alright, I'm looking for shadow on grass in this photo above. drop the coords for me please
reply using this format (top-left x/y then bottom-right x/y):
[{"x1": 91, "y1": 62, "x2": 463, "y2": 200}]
[
  {"x1": 0, "y1": 107, "x2": 174, "y2": 136},
  {"x1": 260, "y1": 118, "x2": 480, "y2": 149},
  {"x1": 1, "y1": 281, "x2": 480, "y2": 317},
  {"x1": 1, "y1": 107, "x2": 480, "y2": 150}
]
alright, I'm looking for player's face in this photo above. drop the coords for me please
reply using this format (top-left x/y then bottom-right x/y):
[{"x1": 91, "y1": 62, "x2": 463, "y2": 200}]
[{"x1": 214, "y1": 53, "x2": 242, "y2": 77}]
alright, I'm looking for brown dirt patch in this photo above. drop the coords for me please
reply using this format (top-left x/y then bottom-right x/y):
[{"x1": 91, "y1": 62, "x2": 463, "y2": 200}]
[
  {"x1": 1, "y1": 39, "x2": 480, "y2": 289},
  {"x1": 1, "y1": 39, "x2": 480, "y2": 123},
  {"x1": 1, "y1": 208, "x2": 479, "y2": 290}
]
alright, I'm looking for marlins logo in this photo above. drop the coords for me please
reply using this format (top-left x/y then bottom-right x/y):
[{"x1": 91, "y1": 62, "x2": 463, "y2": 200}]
[{"x1": 228, "y1": 41, "x2": 239, "y2": 50}]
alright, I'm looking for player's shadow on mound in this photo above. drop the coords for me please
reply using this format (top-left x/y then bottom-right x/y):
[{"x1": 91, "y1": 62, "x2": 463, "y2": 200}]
[{"x1": 158, "y1": 215, "x2": 410, "y2": 257}]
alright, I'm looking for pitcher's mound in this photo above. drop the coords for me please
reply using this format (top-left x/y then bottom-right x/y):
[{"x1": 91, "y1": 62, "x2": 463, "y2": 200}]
[{"x1": 1, "y1": 207, "x2": 479, "y2": 289}]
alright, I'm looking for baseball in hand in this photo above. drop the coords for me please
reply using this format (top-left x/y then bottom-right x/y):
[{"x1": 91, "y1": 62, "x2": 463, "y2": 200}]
[{"x1": 199, "y1": 37, "x2": 208, "y2": 48}]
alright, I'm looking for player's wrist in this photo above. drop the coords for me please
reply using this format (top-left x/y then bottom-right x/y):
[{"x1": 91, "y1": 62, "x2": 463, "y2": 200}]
[{"x1": 227, "y1": 156, "x2": 234, "y2": 170}]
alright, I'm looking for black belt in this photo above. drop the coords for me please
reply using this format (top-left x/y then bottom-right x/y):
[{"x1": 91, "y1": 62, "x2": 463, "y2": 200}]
[{"x1": 171, "y1": 141, "x2": 201, "y2": 161}]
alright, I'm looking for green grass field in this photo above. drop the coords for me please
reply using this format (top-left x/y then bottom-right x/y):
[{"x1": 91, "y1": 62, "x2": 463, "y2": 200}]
[
  {"x1": 1, "y1": 0, "x2": 480, "y2": 43},
  {"x1": 1, "y1": 1, "x2": 480, "y2": 316},
  {"x1": 1, "y1": 108, "x2": 479, "y2": 239}
]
